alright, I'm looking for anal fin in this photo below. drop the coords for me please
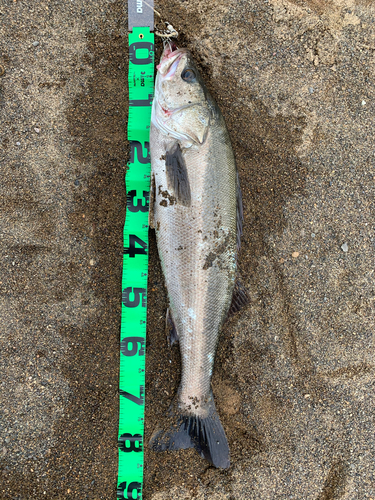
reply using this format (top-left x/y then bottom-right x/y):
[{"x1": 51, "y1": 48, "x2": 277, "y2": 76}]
[{"x1": 166, "y1": 307, "x2": 178, "y2": 346}]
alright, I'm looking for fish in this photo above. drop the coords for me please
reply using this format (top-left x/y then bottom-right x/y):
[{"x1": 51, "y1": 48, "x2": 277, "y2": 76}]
[{"x1": 148, "y1": 42, "x2": 246, "y2": 469}]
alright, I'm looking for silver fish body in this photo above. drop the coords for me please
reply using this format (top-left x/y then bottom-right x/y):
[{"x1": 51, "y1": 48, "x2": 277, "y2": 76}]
[{"x1": 149, "y1": 45, "x2": 242, "y2": 468}]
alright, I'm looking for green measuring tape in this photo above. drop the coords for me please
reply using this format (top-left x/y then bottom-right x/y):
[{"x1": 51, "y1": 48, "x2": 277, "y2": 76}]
[{"x1": 117, "y1": 26, "x2": 154, "y2": 500}]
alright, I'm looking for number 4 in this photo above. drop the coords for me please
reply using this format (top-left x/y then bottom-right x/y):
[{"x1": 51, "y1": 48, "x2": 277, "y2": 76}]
[{"x1": 124, "y1": 235, "x2": 147, "y2": 257}]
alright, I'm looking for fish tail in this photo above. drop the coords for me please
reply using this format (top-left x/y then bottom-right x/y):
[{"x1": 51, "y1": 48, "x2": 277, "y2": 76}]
[{"x1": 148, "y1": 389, "x2": 230, "y2": 468}]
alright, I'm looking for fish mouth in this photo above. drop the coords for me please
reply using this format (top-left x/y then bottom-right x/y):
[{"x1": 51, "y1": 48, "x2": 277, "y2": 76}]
[
  {"x1": 162, "y1": 41, "x2": 178, "y2": 58},
  {"x1": 157, "y1": 45, "x2": 188, "y2": 79}
]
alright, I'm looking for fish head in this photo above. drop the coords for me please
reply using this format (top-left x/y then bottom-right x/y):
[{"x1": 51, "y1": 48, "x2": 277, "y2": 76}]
[{"x1": 152, "y1": 44, "x2": 215, "y2": 145}]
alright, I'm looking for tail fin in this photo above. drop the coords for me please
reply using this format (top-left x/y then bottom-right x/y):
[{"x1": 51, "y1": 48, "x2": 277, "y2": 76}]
[{"x1": 149, "y1": 390, "x2": 230, "y2": 468}]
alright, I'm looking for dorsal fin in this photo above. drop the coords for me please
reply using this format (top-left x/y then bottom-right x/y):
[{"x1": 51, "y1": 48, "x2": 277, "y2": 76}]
[
  {"x1": 165, "y1": 143, "x2": 191, "y2": 207},
  {"x1": 228, "y1": 278, "x2": 249, "y2": 317},
  {"x1": 236, "y1": 170, "x2": 243, "y2": 253}
]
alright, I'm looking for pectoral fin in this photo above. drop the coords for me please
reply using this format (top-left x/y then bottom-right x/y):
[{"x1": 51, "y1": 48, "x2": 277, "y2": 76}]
[{"x1": 165, "y1": 143, "x2": 191, "y2": 207}]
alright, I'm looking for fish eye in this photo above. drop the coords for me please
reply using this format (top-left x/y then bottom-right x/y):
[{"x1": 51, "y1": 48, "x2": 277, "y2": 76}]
[{"x1": 181, "y1": 69, "x2": 196, "y2": 82}]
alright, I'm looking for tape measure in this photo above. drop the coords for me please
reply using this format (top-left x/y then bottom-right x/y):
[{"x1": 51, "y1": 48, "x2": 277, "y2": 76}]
[{"x1": 117, "y1": 26, "x2": 154, "y2": 500}]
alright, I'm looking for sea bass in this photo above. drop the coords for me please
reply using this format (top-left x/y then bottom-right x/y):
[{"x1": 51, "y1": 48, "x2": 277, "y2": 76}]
[{"x1": 149, "y1": 43, "x2": 245, "y2": 469}]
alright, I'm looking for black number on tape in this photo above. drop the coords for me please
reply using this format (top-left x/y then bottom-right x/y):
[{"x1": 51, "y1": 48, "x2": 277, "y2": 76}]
[
  {"x1": 120, "y1": 336, "x2": 145, "y2": 356},
  {"x1": 120, "y1": 386, "x2": 144, "y2": 405},
  {"x1": 127, "y1": 190, "x2": 149, "y2": 213},
  {"x1": 130, "y1": 140, "x2": 150, "y2": 164},
  {"x1": 124, "y1": 235, "x2": 147, "y2": 257},
  {"x1": 117, "y1": 481, "x2": 142, "y2": 500},
  {"x1": 122, "y1": 287, "x2": 146, "y2": 308},
  {"x1": 129, "y1": 42, "x2": 154, "y2": 65},
  {"x1": 118, "y1": 433, "x2": 143, "y2": 453}
]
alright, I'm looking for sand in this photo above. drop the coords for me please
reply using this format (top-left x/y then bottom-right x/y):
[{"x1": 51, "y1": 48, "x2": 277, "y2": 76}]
[{"x1": 0, "y1": 0, "x2": 374, "y2": 498}]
